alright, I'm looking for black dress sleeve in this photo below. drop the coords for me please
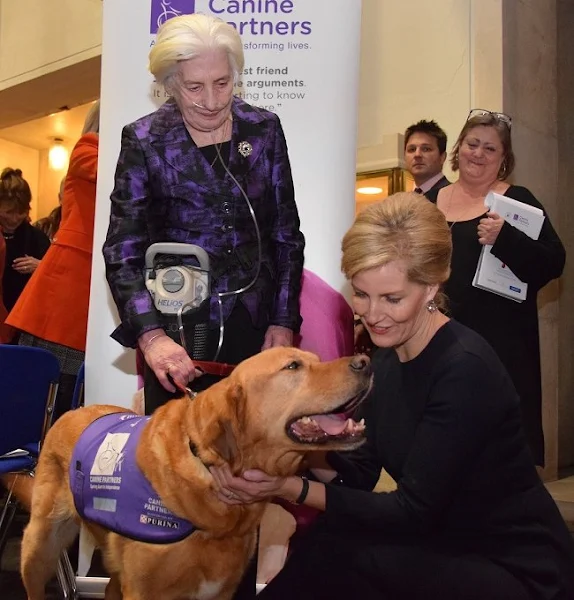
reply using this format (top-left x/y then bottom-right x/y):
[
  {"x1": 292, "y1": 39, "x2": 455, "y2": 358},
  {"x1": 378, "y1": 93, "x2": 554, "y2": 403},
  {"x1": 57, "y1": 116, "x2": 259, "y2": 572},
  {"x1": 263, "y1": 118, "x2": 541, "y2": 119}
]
[
  {"x1": 490, "y1": 186, "x2": 565, "y2": 291},
  {"x1": 322, "y1": 352, "x2": 512, "y2": 534},
  {"x1": 30, "y1": 226, "x2": 50, "y2": 258}
]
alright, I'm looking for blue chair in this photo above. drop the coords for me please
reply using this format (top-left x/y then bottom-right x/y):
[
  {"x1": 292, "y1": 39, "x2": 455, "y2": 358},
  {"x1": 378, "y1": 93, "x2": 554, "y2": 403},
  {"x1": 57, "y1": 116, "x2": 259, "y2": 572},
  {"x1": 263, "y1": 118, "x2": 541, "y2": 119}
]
[
  {"x1": 0, "y1": 345, "x2": 79, "y2": 597},
  {"x1": 0, "y1": 345, "x2": 60, "y2": 457},
  {"x1": 0, "y1": 345, "x2": 59, "y2": 571},
  {"x1": 71, "y1": 362, "x2": 85, "y2": 410}
]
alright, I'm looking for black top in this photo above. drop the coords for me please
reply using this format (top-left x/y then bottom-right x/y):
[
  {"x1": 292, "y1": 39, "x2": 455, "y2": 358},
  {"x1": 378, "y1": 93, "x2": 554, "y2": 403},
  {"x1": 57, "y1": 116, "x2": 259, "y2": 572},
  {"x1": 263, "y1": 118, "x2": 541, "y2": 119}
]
[
  {"x1": 326, "y1": 321, "x2": 574, "y2": 599},
  {"x1": 198, "y1": 141, "x2": 232, "y2": 179},
  {"x1": 426, "y1": 185, "x2": 565, "y2": 465},
  {"x1": 2, "y1": 221, "x2": 50, "y2": 311}
]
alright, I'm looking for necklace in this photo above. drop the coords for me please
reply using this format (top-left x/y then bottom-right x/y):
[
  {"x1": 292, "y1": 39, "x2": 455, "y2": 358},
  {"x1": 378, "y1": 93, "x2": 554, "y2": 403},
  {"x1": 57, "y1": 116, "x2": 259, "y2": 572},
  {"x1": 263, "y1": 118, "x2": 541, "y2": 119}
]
[
  {"x1": 443, "y1": 184, "x2": 487, "y2": 229},
  {"x1": 210, "y1": 145, "x2": 223, "y2": 168},
  {"x1": 209, "y1": 116, "x2": 232, "y2": 169}
]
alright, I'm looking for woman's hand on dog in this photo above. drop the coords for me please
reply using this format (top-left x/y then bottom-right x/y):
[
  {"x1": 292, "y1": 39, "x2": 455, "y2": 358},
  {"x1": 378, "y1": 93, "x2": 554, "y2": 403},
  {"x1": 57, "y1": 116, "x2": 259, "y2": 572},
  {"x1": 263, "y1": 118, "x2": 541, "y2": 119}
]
[
  {"x1": 210, "y1": 464, "x2": 288, "y2": 505},
  {"x1": 139, "y1": 330, "x2": 201, "y2": 393}
]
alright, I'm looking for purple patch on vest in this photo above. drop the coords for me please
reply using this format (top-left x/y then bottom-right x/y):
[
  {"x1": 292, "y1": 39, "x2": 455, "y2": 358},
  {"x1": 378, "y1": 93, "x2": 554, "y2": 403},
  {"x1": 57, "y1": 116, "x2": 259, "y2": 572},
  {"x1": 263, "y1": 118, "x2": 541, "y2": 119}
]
[{"x1": 70, "y1": 413, "x2": 196, "y2": 543}]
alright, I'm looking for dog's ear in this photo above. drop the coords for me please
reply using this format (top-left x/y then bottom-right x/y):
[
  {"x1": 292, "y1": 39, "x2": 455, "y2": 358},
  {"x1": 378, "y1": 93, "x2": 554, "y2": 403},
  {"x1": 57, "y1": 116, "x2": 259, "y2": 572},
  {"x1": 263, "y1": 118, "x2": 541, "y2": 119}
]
[
  {"x1": 211, "y1": 383, "x2": 244, "y2": 466},
  {"x1": 213, "y1": 418, "x2": 239, "y2": 463}
]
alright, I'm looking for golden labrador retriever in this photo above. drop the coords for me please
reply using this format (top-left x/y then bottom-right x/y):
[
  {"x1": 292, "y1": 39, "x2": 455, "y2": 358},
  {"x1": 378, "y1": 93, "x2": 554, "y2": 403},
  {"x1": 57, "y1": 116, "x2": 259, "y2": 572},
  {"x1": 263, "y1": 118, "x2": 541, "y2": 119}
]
[{"x1": 21, "y1": 347, "x2": 371, "y2": 600}]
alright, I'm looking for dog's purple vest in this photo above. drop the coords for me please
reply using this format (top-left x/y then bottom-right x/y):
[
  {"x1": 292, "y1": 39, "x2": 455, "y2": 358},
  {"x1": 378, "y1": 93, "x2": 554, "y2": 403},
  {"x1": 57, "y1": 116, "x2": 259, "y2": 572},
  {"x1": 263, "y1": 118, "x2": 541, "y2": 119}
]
[{"x1": 70, "y1": 413, "x2": 196, "y2": 543}]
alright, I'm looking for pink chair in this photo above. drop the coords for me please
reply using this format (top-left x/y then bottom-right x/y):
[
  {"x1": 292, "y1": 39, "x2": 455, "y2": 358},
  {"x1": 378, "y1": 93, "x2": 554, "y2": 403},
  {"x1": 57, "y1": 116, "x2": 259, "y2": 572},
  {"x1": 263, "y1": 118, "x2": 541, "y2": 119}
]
[{"x1": 295, "y1": 269, "x2": 354, "y2": 361}]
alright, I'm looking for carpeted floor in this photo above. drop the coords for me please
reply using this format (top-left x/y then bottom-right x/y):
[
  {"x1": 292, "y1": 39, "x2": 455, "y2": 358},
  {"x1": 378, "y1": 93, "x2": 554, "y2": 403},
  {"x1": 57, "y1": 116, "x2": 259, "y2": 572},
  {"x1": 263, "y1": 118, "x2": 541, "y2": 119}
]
[
  {"x1": 0, "y1": 511, "x2": 63, "y2": 599},
  {"x1": 2, "y1": 476, "x2": 572, "y2": 599}
]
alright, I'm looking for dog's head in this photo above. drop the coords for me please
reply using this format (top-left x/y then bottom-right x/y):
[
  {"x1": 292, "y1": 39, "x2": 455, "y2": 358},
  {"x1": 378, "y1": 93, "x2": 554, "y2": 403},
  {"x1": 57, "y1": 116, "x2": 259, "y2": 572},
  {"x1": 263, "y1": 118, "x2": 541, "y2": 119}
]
[{"x1": 192, "y1": 347, "x2": 372, "y2": 475}]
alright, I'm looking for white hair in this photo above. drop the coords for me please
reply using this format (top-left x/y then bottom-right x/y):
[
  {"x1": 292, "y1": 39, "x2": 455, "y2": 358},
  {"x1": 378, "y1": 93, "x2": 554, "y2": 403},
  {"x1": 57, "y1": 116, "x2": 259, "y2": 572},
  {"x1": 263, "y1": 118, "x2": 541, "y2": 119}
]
[
  {"x1": 82, "y1": 100, "x2": 100, "y2": 135},
  {"x1": 149, "y1": 14, "x2": 244, "y2": 90}
]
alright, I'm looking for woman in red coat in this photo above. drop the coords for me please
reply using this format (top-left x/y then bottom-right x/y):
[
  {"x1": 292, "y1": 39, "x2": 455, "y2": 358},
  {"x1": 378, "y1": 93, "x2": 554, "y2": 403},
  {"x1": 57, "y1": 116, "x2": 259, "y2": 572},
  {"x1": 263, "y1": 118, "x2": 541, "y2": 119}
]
[{"x1": 6, "y1": 101, "x2": 99, "y2": 418}]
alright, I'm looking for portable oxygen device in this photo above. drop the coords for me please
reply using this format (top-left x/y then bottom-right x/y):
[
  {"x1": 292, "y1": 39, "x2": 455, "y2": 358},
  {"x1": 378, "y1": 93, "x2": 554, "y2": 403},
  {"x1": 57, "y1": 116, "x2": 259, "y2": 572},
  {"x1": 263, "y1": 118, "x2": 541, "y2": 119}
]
[
  {"x1": 144, "y1": 243, "x2": 210, "y2": 316},
  {"x1": 144, "y1": 242, "x2": 214, "y2": 360}
]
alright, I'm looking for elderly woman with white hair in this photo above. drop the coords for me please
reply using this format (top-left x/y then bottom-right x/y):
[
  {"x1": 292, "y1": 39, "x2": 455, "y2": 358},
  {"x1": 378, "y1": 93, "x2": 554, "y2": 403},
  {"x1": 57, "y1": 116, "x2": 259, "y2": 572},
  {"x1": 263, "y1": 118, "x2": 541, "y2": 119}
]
[{"x1": 103, "y1": 13, "x2": 305, "y2": 416}]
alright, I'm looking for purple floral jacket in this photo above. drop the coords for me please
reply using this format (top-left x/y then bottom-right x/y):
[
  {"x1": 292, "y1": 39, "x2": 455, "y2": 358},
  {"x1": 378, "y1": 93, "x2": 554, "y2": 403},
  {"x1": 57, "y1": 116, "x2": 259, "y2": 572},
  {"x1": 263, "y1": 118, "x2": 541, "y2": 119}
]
[{"x1": 103, "y1": 97, "x2": 305, "y2": 347}]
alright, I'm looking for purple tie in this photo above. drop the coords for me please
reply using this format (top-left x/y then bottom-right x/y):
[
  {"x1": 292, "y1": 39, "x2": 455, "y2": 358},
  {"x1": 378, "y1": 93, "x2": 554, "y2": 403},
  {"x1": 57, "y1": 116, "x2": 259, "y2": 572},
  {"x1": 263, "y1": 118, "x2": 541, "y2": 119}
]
[{"x1": 414, "y1": 187, "x2": 423, "y2": 194}]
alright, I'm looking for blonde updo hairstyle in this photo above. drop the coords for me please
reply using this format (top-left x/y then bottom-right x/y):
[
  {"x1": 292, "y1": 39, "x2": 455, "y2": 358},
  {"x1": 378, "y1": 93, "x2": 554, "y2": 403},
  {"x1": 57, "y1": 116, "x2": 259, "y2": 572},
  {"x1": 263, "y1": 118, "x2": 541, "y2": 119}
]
[
  {"x1": 149, "y1": 14, "x2": 244, "y2": 93},
  {"x1": 341, "y1": 192, "x2": 452, "y2": 310}
]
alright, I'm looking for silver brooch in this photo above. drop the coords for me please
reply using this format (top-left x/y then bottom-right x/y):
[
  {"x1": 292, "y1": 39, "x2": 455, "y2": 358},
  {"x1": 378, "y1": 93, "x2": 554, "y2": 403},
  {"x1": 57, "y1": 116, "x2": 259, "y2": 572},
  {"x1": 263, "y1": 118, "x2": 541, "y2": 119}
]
[{"x1": 238, "y1": 141, "x2": 252, "y2": 158}]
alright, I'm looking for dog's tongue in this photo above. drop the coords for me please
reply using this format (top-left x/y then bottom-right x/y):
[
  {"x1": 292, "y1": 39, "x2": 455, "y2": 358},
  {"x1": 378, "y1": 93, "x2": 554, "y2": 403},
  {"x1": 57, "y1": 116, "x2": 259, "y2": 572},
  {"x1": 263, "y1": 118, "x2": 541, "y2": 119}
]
[{"x1": 311, "y1": 414, "x2": 348, "y2": 436}]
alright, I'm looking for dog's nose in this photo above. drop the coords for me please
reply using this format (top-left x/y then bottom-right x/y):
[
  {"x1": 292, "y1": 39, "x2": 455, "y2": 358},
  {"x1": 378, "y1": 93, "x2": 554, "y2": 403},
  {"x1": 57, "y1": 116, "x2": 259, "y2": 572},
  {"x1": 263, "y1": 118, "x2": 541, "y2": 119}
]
[{"x1": 350, "y1": 354, "x2": 371, "y2": 374}]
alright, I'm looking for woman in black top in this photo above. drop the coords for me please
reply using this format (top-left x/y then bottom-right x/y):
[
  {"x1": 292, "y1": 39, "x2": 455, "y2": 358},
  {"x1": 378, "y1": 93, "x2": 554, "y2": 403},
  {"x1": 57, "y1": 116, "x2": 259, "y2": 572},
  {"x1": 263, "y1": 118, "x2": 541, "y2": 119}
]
[
  {"x1": 426, "y1": 109, "x2": 565, "y2": 466},
  {"x1": 211, "y1": 193, "x2": 574, "y2": 600},
  {"x1": 0, "y1": 168, "x2": 50, "y2": 316}
]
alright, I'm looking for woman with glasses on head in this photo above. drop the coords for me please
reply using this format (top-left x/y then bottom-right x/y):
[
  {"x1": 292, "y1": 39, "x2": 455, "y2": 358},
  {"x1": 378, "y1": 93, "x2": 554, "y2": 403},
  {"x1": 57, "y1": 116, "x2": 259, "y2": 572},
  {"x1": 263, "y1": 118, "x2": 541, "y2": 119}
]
[{"x1": 426, "y1": 109, "x2": 565, "y2": 467}]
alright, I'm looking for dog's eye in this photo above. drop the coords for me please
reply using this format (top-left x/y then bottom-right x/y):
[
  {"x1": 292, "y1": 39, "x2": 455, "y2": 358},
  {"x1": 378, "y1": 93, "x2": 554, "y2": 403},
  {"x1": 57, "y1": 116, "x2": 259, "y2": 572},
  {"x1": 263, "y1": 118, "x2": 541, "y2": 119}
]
[{"x1": 283, "y1": 361, "x2": 301, "y2": 371}]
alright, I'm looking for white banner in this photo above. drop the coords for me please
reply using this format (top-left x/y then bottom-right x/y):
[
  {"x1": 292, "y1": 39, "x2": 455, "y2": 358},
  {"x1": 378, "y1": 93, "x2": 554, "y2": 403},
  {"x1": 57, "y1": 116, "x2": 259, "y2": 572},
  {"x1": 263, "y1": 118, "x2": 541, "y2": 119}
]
[{"x1": 86, "y1": 0, "x2": 362, "y2": 407}]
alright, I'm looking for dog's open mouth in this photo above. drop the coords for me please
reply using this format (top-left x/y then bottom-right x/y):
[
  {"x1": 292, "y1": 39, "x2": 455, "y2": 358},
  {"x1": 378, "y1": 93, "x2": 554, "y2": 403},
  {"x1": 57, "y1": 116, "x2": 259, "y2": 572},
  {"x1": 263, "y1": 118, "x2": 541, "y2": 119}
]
[{"x1": 286, "y1": 390, "x2": 367, "y2": 444}]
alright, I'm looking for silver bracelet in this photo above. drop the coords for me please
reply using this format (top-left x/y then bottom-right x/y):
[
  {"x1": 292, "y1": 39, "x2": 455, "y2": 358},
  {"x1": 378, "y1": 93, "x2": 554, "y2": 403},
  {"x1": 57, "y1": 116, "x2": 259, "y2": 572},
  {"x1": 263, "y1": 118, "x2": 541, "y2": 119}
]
[{"x1": 142, "y1": 333, "x2": 164, "y2": 354}]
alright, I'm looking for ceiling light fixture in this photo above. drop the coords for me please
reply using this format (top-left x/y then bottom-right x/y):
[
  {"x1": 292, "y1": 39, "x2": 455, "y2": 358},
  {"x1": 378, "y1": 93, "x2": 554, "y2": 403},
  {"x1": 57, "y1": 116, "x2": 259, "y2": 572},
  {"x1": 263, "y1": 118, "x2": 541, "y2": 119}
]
[
  {"x1": 356, "y1": 186, "x2": 383, "y2": 195},
  {"x1": 48, "y1": 138, "x2": 69, "y2": 171}
]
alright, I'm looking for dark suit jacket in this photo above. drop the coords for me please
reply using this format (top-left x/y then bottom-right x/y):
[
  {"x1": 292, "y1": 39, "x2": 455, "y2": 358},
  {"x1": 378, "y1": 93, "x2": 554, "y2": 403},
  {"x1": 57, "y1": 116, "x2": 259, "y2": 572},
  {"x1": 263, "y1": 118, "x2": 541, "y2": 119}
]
[
  {"x1": 424, "y1": 175, "x2": 450, "y2": 195},
  {"x1": 103, "y1": 97, "x2": 305, "y2": 347}
]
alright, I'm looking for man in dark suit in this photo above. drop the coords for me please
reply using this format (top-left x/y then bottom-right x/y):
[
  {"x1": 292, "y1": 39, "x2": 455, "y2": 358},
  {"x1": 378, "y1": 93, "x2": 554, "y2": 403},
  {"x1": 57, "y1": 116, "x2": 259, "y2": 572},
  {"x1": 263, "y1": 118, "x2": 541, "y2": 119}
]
[{"x1": 404, "y1": 120, "x2": 450, "y2": 195}]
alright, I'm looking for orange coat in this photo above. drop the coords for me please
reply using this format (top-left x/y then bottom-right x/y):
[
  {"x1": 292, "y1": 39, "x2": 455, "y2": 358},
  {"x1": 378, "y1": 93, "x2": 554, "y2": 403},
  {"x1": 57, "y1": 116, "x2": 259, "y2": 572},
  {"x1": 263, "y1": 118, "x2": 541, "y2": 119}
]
[{"x1": 7, "y1": 133, "x2": 98, "y2": 351}]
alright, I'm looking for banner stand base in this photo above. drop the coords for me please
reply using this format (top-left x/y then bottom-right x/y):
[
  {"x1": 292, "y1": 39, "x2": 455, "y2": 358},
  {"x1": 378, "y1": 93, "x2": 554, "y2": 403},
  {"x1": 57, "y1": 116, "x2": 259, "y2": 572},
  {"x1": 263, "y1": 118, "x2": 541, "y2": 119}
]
[
  {"x1": 75, "y1": 577, "x2": 108, "y2": 598},
  {"x1": 73, "y1": 577, "x2": 266, "y2": 597}
]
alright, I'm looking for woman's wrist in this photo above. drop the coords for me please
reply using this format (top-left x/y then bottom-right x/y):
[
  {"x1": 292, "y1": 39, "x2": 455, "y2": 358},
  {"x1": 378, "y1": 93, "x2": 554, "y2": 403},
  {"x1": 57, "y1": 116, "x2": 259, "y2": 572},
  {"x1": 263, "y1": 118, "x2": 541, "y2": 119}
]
[
  {"x1": 278, "y1": 476, "x2": 309, "y2": 504},
  {"x1": 138, "y1": 329, "x2": 167, "y2": 354}
]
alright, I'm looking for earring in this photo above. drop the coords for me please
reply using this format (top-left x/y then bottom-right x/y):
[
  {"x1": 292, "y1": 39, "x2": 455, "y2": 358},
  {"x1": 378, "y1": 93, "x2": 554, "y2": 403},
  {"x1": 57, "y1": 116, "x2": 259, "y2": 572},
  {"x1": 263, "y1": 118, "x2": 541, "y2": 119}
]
[{"x1": 426, "y1": 299, "x2": 438, "y2": 313}]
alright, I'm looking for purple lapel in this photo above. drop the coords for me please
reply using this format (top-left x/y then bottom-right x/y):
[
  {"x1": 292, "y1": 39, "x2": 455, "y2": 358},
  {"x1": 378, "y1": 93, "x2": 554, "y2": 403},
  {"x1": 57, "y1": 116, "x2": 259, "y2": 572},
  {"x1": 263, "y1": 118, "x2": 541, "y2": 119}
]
[{"x1": 226, "y1": 98, "x2": 270, "y2": 180}]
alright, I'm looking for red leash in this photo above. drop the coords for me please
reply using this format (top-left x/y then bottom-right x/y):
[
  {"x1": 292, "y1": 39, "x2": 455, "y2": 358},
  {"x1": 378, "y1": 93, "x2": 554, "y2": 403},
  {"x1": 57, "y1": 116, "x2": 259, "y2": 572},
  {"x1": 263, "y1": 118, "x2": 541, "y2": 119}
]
[{"x1": 193, "y1": 360, "x2": 236, "y2": 377}]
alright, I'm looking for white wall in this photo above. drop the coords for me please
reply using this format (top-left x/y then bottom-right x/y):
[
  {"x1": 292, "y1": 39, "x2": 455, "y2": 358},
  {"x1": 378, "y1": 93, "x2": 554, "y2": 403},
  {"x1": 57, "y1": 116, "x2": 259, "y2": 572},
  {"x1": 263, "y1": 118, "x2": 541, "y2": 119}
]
[
  {"x1": 357, "y1": 0, "x2": 472, "y2": 178},
  {"x1": 0, "y1": 0, "x2": 102, "y2": 89},
  {"x1": 1, "y1": 0, "x2": 480, "y2": 176}
]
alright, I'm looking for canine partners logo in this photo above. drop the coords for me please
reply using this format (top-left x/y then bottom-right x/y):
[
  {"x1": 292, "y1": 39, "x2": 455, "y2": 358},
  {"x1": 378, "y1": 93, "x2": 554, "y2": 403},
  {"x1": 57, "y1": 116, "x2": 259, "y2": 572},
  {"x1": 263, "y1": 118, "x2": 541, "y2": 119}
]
[
  {"x1": 90, "y1": 433, "x2": 130, "y2": 476},
  {"x1": 150, "y1": 0, "x2": 196, "y2": 34}
]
